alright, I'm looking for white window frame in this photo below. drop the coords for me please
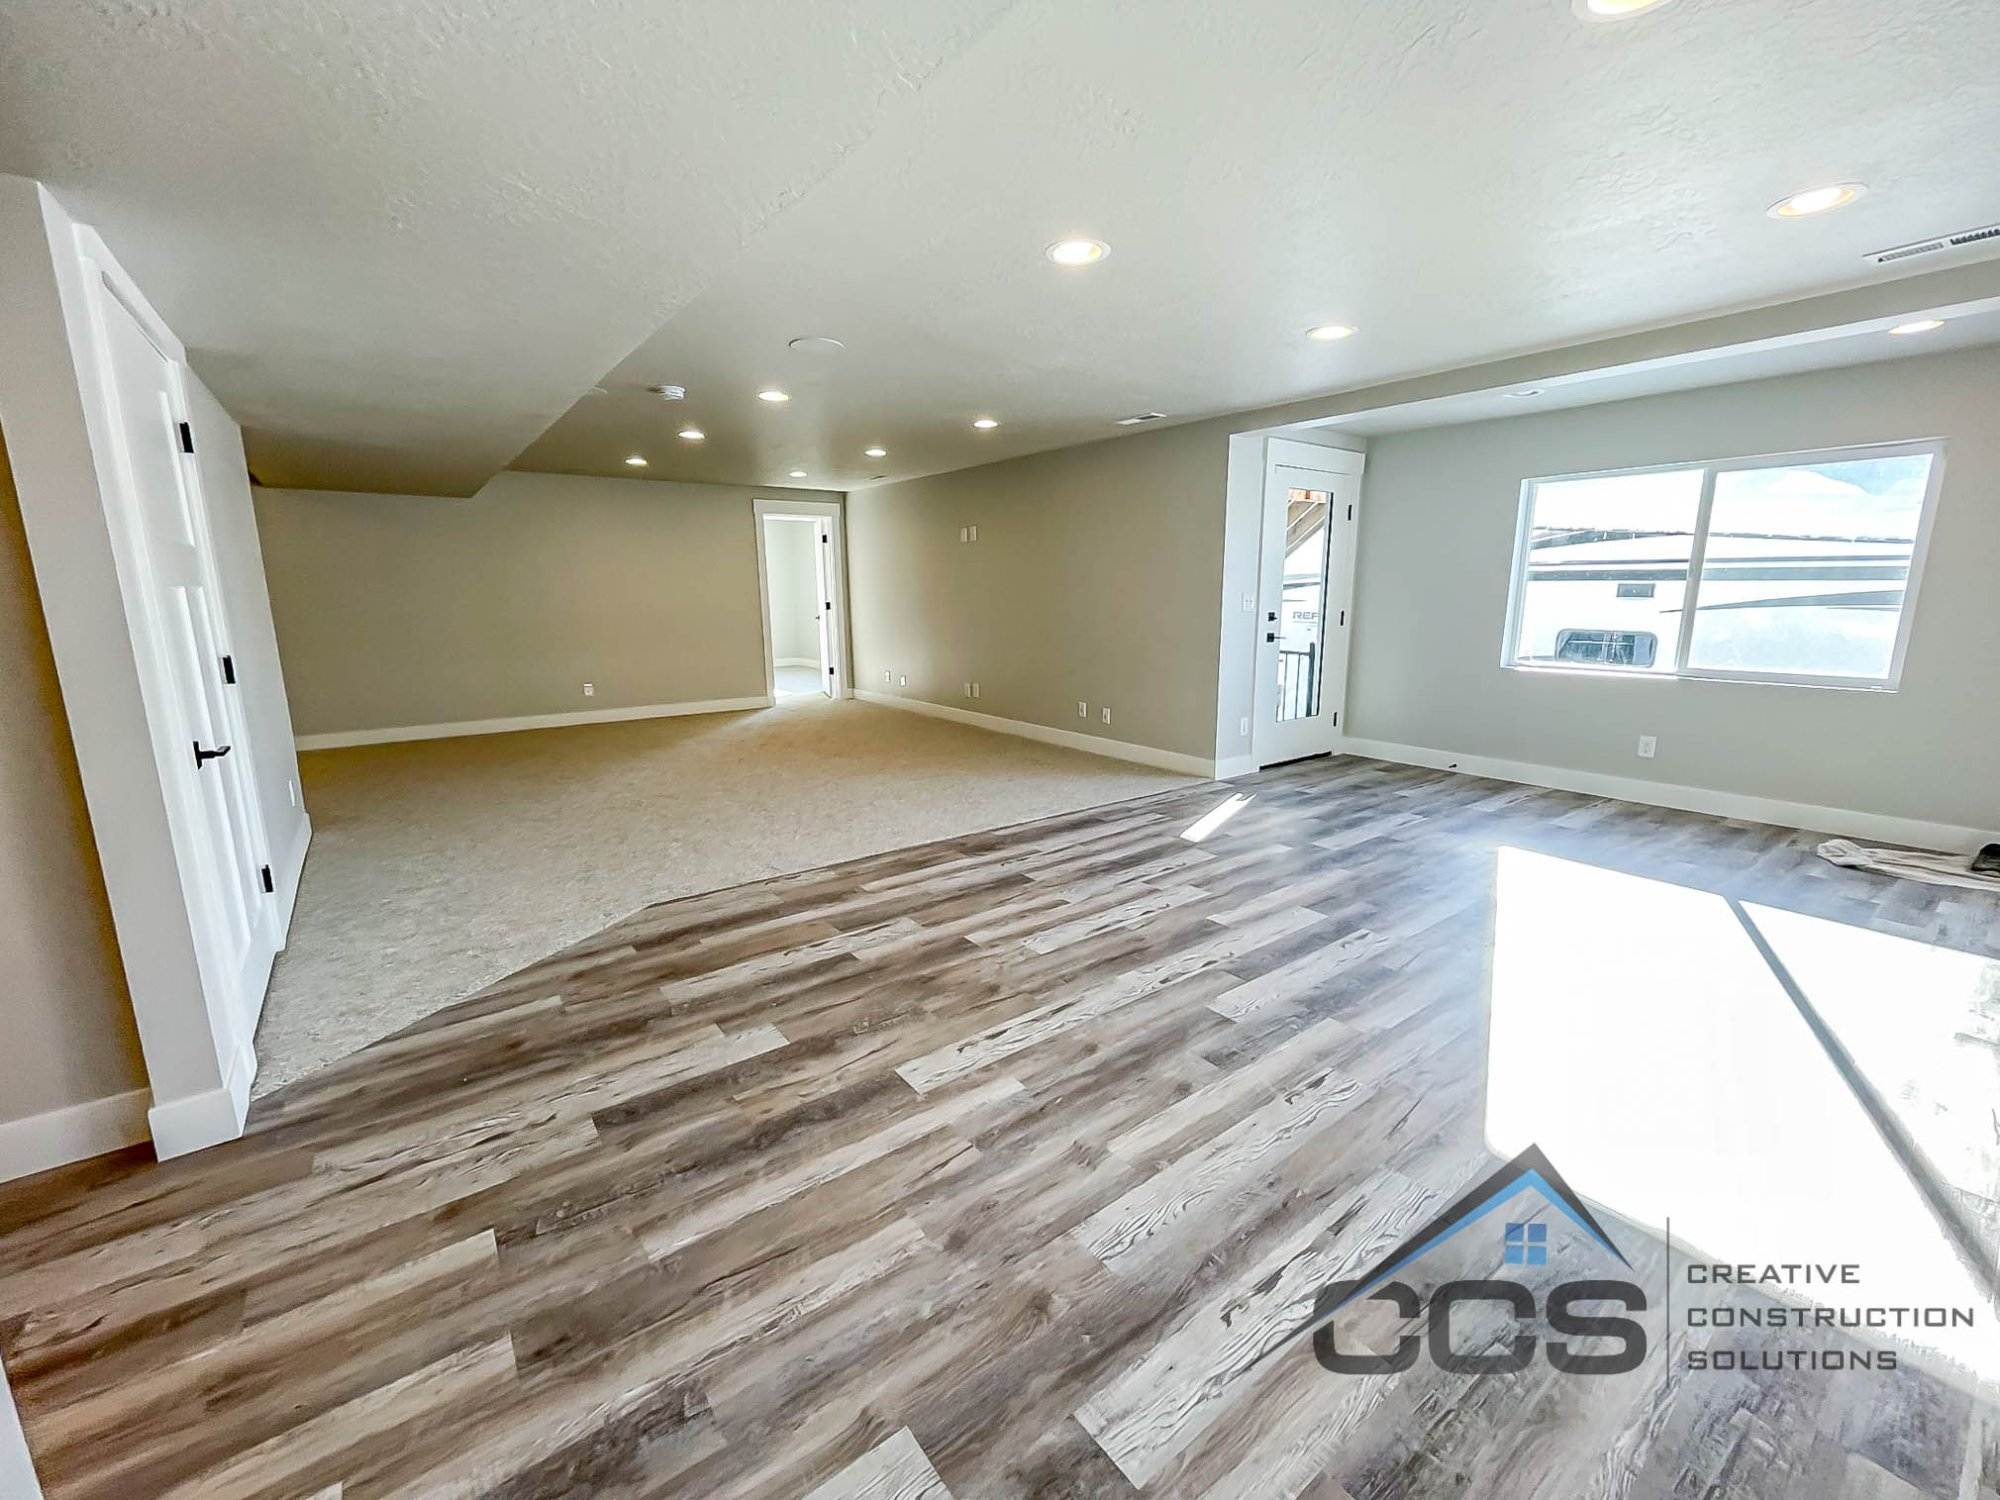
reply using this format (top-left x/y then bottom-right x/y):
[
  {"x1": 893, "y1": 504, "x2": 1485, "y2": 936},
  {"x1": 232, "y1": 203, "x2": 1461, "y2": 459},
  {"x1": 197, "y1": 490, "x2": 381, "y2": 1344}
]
[{"x1": 1501, "y1": 438, "x2": 1947, "y2": 692}]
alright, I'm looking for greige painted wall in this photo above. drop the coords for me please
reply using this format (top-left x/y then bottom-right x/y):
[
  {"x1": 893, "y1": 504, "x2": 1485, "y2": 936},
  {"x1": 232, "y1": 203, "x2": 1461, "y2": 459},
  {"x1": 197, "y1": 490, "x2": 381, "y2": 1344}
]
[
  {"x1": 847, "y1": 421, "x2": 1227, "y2": 761},
  {"x1": 1347, "y1": 345, "x2": 2000, "y2": 834},
  {"x1": 0, "y1": 431, "x2": 146, "y2": 1125},
  {"x1": 764, "y1": 517, "x2": 820, "y2": 662},
  {"x1": 256, "y1": 471, "x2": 843, "y2": 737}
]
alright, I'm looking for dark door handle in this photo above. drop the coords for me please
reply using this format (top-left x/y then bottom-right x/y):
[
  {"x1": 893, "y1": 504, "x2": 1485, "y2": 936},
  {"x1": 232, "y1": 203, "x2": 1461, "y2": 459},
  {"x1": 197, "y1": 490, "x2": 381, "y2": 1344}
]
[
  {"x1": 1265, "y1": 631, "x2": 1277, "y2": 643},
  {"x1": 192, "y1": 741, "x2": 233, "y2": 767}
]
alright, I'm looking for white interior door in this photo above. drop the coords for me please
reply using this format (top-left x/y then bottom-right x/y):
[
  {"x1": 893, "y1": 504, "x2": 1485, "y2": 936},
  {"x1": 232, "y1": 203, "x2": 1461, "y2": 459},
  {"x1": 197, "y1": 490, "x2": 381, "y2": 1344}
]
[
  {"x1": 96, "y1": 284, "x2": 275, "y2": 1042},
  {"x1": 812, "y1": 519, "x2": 836, "y2": 697},
  {"x1": 1252, "y1": 442, "x2": 1363, "y2": 767}
]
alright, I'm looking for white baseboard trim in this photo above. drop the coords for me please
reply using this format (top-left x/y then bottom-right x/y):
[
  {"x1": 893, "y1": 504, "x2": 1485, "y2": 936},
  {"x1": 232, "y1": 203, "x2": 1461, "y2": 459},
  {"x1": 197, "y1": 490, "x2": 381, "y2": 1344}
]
[
  {"x1": 856, "y1": 690, "x2": 1217, "y2": 778},
  {"x1": 1214, "y1": 754, "x2": 1259, "y2": 779},
  {"x1": 296, "y1": 695, "x2": 773, "y2": 751},
  {"x1": 774, "y1": 656, "x2": 819, "y2": 668},
  {"x1": 1339, "y1": 736, "x2": 1993, "y2": 853},
  {"x1": 147, "y1": 1035, "x2": 255, "y2": 1161},
  {"x1": 1, "y1": 1350, "x2": 41, "y2": 1500},
  {"x1": 274, "y1": 813, "x2": 312, "y2": 945},
  {"x1": 0, "y1": 1087, "x2": 152, "y2": 1184}
]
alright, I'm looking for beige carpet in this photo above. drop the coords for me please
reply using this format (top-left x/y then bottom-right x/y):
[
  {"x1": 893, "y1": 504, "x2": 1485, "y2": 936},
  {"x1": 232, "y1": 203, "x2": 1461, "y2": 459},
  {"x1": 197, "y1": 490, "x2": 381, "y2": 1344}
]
[{"x1": 252, "y1": 695, "x2": 1202, "y2": 1097}]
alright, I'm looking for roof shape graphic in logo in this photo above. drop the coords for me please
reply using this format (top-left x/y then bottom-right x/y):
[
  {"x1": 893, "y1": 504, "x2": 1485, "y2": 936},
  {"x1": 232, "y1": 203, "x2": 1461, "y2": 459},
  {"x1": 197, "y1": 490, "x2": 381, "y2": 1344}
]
[{"x1": 1322, "y1": 1144, "x2": 1629, "y2": 1318}]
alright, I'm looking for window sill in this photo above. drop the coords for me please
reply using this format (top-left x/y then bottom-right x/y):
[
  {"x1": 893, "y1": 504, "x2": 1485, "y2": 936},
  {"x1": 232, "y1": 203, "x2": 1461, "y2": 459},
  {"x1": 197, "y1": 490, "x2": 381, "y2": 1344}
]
[{"x1": 1501, "y1": 662, "x2": 1901, "y2": 693}]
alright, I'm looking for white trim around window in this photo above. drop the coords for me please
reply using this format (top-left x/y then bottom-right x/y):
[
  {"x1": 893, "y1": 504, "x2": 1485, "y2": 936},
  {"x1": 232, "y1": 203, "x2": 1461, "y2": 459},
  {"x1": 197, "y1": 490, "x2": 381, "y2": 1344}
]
[{"x1": 1500, "y1": 439, "x2": 1947, "y2": 692}]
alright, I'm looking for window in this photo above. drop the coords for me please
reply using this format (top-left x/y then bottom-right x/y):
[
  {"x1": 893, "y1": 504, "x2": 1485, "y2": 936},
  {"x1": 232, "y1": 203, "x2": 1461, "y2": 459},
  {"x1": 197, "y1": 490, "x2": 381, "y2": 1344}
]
[
  {"x1": 1504, "y1": 442, "x2": 1942, "y2": 689},
  {"x1": 1503, "y1": 1221, "x2": 1548, "y2": 1266}
]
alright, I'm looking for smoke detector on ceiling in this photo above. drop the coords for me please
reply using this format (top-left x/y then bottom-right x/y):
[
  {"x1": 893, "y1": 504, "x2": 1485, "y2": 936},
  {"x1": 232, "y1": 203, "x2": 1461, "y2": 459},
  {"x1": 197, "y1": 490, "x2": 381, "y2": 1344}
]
[
  {"x1": 1115, "y1": 411, "x2": 1168, "y2": 425},
  {"x1": 648, "y1": 384, "x2": 687, "y2": 401},
  {"x1": 1865, "y1": 222, "x2": 2000, "y2": 266}
]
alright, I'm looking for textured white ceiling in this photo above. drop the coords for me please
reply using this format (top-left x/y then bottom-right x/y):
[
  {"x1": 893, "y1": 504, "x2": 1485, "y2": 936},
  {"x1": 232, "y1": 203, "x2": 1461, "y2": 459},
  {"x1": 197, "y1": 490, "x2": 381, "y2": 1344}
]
[
  {"x1": 7, "y1": 0, "x2": 1999, "y2": 496},
  {"x1": 0, "y1": 0, "x2": 1016, "y2": 493}
]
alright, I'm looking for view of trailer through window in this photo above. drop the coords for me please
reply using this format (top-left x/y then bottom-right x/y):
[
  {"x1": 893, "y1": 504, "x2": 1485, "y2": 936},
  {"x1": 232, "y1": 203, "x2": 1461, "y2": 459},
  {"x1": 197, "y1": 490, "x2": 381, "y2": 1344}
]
[{"x1": 1507, "y1": 445, "x2": 1940, "y2": 687}]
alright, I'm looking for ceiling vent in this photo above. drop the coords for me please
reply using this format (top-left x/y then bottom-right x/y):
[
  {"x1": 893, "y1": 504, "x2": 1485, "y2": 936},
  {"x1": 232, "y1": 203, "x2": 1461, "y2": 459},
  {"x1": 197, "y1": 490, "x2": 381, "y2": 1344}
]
[
  {"x1": 648, "y1": 383, "x2": 687, "y2": 401},
  {"x1": 1865, "y1": 222, "x2": 2000, "y2": 266},
  {"x1": 1115, "y1": 411, "x2": 1168, "y2": 426}
]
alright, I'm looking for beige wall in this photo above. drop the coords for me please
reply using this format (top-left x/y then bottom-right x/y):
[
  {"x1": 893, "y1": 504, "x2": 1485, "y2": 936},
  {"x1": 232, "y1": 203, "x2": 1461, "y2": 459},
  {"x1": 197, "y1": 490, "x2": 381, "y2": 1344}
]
[
  {"x1": 847, "y1": 421, "x2": 1228, "y2": 762},
  {"x1": 256, "y1": 471, "x2": 842, "y2": 738},
  {"x1": 0, "y1": 430, "x2": 146, "y2": 1125},
  {"x1": 1347, "y1": 345, "x2": 2000, "y2": 835}
]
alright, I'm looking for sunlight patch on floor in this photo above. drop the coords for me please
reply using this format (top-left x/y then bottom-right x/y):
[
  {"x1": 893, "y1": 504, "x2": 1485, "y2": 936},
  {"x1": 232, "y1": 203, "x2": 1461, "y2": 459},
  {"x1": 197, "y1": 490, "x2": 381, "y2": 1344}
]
[{"x1": 1484, "y1": 846, "x2": 2000, "y2": 1383}]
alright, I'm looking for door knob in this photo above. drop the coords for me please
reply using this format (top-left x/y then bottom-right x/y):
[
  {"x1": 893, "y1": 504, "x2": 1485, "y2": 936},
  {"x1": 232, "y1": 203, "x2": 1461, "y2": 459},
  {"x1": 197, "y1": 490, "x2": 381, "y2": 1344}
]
[{"x1": 192, "y1": 741, "x2": 233, "y2": 767}]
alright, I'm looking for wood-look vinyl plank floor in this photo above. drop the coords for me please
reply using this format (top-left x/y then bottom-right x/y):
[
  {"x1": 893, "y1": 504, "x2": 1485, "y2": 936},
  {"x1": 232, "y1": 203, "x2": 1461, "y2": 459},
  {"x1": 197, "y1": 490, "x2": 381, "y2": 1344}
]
[{"x1": 3, "y1": 755, "x2": 1998, "y2": 1498}]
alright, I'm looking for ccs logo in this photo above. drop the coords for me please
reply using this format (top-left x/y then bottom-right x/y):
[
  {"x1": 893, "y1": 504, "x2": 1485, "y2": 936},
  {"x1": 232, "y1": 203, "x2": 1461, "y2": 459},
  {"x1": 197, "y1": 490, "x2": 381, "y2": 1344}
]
[
  {"x1": 1307, "y1": 1146, "x2": 1650, "y2": 1378},
  {"x1": 1312, "y1": 1272, "x2": 1648, "y2": 1375}
]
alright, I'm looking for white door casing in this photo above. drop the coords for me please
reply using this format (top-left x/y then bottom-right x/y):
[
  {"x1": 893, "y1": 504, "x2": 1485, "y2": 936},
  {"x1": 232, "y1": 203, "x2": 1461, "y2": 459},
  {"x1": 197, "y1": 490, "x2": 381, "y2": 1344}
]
[
  {"x1": 83, "y1": 252, "x2": 278, "y2": 1077},
  {"x1": 1251, "y1": 438, "x2": 1364, "y2": 768}
]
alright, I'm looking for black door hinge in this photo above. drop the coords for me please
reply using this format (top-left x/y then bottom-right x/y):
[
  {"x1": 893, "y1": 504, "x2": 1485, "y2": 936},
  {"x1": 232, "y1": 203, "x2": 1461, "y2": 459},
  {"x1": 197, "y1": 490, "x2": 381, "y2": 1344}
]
[
  {"x1": 221, "y1": 653, "x2": 237, "y2": 684},
  {"x1": 178, "y1": 421, "x2": 194, "y2": 454},
  {"x1": 260, "y1": 864, "x2": 274, "y2": 894}
]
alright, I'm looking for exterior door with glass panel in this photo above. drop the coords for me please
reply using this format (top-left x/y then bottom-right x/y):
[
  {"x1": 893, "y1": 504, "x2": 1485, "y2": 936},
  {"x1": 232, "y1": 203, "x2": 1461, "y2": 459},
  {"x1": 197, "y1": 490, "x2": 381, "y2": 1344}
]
[{"x1": 1253, "y1": 440, "x2": 1363, "y2": 767}]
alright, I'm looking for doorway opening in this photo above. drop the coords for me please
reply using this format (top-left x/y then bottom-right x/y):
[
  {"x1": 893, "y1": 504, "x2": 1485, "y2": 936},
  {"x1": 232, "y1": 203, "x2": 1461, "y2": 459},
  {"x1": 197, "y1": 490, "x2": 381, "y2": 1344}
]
[{"x1": 753, "y1": 498, "x2": 849, "y2": 703}]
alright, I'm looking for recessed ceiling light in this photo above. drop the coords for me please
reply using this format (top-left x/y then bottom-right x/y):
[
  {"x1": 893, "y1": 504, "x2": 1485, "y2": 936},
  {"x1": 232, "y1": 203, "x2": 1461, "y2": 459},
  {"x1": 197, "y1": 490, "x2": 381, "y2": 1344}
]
[
  {"x1": 788, "y1": 468, "x2": 808, "y2": 479},
  {"x1": 757, "y1": 388, "x2": 791, "y2": 403},
  {"x1": 864, "y1": 446, "x2": 887, "y2": 458},
  {"x1": 678, "y1": 427, "x2": 705, "y2": 441},
  {"x1": 1306, "y1": 323, "x2": 1357, "y2": 342},
  {"x1": 624, "y1": 455, "x2": 648, "y2": 467},
  {"x1": 1045, "y1": 237, "x2": 1110, "y2": 267},
  {"x1": 971, "y1": 417, "x2": 999, "y2": 430},
  {"x1": 1889, "y1": 318, "x2": 1945, "y2": 336},
  {"x1": 1768, "y1": 183, "x2": 1865, "y2": 219},
  {"x1": 1573, "y1": 0, "x2": 1675, "y2": 20},
  {"x1": 788, "y1": 336, "x2": 846, "y2": 354}
]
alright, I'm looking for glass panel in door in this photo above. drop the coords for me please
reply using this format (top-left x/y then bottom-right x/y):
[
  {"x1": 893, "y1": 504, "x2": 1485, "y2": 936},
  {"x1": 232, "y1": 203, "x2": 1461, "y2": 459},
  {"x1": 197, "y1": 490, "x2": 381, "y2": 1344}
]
[{"x1": 1275, "y1": 487, "x2": 1332, "y2": 721}]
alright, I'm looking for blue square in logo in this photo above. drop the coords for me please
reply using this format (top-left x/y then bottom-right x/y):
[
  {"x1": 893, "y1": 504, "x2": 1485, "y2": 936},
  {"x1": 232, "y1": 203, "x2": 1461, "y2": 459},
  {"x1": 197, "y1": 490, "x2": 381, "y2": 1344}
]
[{"x1": 1504, "y1": 1221, "x2": 1548, "y2": 1266}]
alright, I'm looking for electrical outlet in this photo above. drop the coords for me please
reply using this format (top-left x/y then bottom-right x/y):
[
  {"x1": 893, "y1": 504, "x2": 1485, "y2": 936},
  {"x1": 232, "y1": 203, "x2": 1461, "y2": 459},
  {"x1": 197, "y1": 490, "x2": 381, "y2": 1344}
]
[
  {"x1": 1101, "y1": 705, "x2": 1111, "y2": 724},
  {"x1": 963, "y1": 681, "x2": 972, "y2": 698},
  {"x1": 968, "y1": 524, "x2": 978, "y2": 542},
  {"x1": 959, "y1": 526, "x2": 969, "y2": 543},
  {"x1": 1238, "y1": 716, "x2": 1250, "y2": 738},
  {"x1": 1242, "y1": 592, "x2": 1255, "y2": 612},
  {"x1": 899, "y1": 674, "x2": 908, "y2": 687},
  {"x1": 1077, "y1": 700, "x2": 1088, "y2": 718},
  {"x1": 582, "y1": 682, "x2": 594, "y2": 697},
  {"x1": 971, "y1": 682, "x2": 980, "y2": 699},
  {"x1": 883, "y1": 669, "x2": 892, "y2": 684},
  {"x1": 1637, "y1": 734, "x2": 1657, "y2": 759}
]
